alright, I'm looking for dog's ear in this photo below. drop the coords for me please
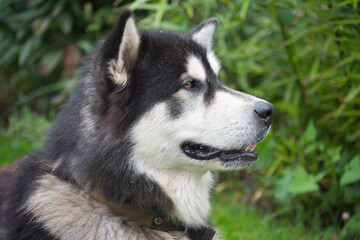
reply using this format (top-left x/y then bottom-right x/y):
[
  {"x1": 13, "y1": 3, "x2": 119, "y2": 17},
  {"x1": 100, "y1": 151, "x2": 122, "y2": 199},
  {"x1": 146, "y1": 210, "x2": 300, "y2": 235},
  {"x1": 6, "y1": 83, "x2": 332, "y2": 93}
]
[
  {"x1": 102, "y1": 10, "x2": 140, "y2": 89},
  {"x1": 189, "y1": 18, "x2": 219, "y2": 50}
]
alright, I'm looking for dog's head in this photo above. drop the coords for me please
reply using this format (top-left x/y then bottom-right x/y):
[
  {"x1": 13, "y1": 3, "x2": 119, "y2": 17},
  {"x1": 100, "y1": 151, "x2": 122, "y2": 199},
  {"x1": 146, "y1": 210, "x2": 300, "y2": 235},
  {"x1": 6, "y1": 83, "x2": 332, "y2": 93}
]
[
  {"x1": 67, "y1": 11, "x2": 274, "y2": 176},
  {"x1": 86, "y1": 10, "x2": 275, "y2": 173}
]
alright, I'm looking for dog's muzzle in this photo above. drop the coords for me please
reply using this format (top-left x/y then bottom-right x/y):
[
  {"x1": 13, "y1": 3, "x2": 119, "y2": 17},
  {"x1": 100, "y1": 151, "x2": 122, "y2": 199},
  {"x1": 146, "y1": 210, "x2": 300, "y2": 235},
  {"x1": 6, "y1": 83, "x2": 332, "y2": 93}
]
[{"x1": 181, "y1": 141, "x2": 258, "y2": 162}]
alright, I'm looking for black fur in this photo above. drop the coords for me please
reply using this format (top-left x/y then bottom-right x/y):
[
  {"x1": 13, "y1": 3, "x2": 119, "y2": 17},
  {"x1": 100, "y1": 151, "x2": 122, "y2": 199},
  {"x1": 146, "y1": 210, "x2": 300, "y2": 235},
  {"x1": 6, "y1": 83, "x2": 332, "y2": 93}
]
[{"x1": 0, "y1": 153, "x2": 56, "y2": 240}]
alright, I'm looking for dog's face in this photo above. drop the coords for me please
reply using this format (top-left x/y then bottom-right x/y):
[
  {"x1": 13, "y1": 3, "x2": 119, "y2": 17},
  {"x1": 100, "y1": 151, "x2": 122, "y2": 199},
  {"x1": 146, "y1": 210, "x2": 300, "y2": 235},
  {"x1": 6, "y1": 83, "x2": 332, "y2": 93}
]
[{"x1": 104, "y1": 13, "x2": 274, "y2": 173}]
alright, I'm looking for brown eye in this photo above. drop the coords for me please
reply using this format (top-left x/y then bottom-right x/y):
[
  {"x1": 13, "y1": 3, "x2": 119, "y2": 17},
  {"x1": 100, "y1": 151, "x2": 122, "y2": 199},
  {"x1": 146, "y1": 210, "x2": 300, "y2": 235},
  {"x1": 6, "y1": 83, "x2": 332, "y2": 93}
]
[{"x1": 183, "y1": 81, "x2": 193, "y2": 88}]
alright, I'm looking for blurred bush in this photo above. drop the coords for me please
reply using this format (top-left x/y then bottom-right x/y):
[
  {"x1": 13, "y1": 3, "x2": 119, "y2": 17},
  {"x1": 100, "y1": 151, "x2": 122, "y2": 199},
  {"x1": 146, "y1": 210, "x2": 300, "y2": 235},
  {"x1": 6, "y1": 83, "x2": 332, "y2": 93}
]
[
  {"x1": 1, "y1": 0, "x2": 359, "y2": 238},
  {"x1": 0, "y1": 0, "x2": 121, "y2": 121}
]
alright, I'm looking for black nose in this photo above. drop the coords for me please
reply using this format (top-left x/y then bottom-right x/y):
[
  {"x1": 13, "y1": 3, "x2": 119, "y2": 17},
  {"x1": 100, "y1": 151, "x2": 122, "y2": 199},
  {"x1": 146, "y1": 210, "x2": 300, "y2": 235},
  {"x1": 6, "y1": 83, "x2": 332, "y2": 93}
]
[{"x1": 254, "y1": 101, "x2": 275, "y2": 126}]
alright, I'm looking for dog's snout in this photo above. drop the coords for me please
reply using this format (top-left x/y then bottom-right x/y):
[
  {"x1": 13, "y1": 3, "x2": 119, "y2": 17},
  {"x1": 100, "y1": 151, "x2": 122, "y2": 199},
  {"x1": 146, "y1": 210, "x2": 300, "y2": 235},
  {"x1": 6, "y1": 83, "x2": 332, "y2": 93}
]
[{"x1": 254, "y1": 101, "x2": 275, "y2": 126}]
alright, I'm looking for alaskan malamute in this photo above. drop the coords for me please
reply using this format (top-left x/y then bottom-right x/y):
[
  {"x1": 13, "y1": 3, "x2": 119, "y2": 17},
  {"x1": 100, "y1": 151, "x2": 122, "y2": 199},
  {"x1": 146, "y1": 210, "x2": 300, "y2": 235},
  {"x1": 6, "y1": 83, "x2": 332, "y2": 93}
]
[{"x1": 0, "y1": 10, "x2": 274, "y2": 240}]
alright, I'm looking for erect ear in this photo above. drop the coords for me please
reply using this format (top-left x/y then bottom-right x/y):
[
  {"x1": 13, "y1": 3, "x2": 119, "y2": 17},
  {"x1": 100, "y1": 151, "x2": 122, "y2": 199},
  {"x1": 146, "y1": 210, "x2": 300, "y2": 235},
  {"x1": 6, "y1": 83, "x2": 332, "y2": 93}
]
[
  {"x1": 103, "y1": 10, "x2": 140, "y2": 89},
  {"x1": 189, "y1": 18, "x2": 219, "y2": 50}
]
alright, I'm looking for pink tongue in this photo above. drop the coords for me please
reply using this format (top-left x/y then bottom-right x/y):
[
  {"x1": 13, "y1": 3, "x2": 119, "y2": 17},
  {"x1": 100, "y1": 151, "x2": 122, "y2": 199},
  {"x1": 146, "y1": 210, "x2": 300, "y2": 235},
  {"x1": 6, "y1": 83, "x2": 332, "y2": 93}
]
[{"x1": 249, "y1": 143, "x2": 257, "y2": 149}]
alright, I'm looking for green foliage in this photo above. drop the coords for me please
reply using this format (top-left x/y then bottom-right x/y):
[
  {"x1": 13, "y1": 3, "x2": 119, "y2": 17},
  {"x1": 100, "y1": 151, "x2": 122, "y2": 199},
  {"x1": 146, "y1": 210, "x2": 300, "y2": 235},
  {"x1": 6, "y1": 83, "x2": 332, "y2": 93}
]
[
  {"x1": 340, "y1": 155, "x2": 360, "y2": 186},
  {"x1": 0, "y1": 108, "x2": 50, "y2": 168},
  {"x1": 1, "y1": 0, "x2": 360, "y2": 237},
  {"x1": 0, "y1": 0, "x2": 119, "y2": 120}
]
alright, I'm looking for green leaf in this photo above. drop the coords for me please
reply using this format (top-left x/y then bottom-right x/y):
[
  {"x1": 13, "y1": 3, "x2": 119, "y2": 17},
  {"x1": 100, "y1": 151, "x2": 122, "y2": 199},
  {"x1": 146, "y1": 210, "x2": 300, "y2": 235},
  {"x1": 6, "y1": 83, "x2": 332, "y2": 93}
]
[
  {"x1": 39, "y1": 50, "x2": 64, "y2": 75},
  {"x1": 32, "y1": 17, "x2": 51, "y2": 36},
  {"x1": 315, "y1": 171, "x2": 326, "y2": 182},
  {"x1": 304, "y1": 143, "x2": 317, "y2": 155},
  {"x1": 274, "y1": 167, "x2": 294, "y2": 205},
  {"x1": 344, "y1": 183, "x2": 360, "y2": 201},
  {"x1": 18, "y1": 38, "x2": 36, "y2": 66},
  {"x1": 239, "y1": 0, "x2": 251, "y2": 20},
  {"x1": 302, "y1": 119, "x2": 317, "y2": 143},
  {"x1": 340, "y1": 212, "x2": 360, "y2": 238},
  {"x1": 57, "y1": 12, "x2": 73, "y2": 34},
  {"x1": 289, "y1": 166, "x2": 319, "y2": 194},
  {"x1": 340, "y1": 156, "x2": 360, "y2": 185},
  {"x1": 51, "y1": 0, "x2": 66, "y2": 17},
  {"x1": 277, "y1": 8, "x2": 293, "y2": 27},
  {"x1": 6, "y1": 1, "x2": 51, "y2": 22},
  {"x1": 0, "y1": 45, "x2": 19, "y2": 65},
  {"x1": 328, "y1": 146, "x2": 342, "y2": 163},
  {"x1": 335, "y1": 85, "x2": 360, "y2": 118}
]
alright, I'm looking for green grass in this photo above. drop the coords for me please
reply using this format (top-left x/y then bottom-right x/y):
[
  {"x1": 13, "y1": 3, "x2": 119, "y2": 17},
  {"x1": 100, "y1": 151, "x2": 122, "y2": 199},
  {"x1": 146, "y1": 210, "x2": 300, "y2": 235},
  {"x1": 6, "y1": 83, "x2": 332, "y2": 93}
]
[
  {"x1": 211, "y1": 190, "x2": 337, "y2": 240},
  {"x1": 0, "y1": 110, "x2": 338, "y2": 239}
]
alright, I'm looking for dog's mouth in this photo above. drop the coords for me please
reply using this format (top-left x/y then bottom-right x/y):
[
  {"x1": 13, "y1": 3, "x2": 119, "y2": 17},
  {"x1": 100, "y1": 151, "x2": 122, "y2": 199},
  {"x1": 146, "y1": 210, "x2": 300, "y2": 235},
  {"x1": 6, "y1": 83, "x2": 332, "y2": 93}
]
[{"x1": 180, "y1": 141, "x2": 258, "y2": 162}]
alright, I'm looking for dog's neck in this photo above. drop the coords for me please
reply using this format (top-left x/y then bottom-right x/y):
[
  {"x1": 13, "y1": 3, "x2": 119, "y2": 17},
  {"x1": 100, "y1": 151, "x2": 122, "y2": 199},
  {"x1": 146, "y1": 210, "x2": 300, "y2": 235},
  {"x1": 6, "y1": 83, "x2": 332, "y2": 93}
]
[
  {"x1": 86, "y1": 167, "x2": 216, "y2": 239},
  {"x1": 53, "y1": 156, "x2": 214, "y2": 228},
  {"x1": 133, "y1": 166, "x2": 214, "y2": 228}
]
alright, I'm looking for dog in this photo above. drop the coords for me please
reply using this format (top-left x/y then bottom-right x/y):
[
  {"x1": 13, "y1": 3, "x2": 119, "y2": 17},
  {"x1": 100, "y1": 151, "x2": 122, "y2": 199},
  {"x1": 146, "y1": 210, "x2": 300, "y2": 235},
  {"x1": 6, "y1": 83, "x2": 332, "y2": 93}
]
[{"x1": 0, "y1": 10, "x2": 274, "y2": 240}]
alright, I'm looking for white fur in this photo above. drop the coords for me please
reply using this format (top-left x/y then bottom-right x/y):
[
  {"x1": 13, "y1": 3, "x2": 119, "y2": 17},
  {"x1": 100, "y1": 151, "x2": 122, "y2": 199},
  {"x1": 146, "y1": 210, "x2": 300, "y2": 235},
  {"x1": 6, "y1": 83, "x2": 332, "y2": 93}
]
[
  {"x1": 130, "y1": 87, "x2": 270, "y2": 225},
  {"x1": 134, "y1": 162, "x2": 213, "y2": 227},
  {"x1": 186, "y1": 55, "x2": 206, "y2": 81},
  {"x1": 192, "y1": 24, "x2": 217, "y2": 50},
  {"x1": 109, "y1": 17, "x2": 140, "y2": 87},
  {"x1": 24, "y1": 174, "x2": 205, "y2": 240},
  {"x1": 207, "y1": 51, "x2": 221, "y2": 75}
]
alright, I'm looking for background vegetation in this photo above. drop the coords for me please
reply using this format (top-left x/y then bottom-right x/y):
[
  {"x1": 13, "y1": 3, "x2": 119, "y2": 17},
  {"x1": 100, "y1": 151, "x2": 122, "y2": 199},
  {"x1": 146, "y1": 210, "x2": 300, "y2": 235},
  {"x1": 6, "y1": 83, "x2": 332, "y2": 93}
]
[{"x1": 1, "y1": 0, "x2": 359, "y2": 239}]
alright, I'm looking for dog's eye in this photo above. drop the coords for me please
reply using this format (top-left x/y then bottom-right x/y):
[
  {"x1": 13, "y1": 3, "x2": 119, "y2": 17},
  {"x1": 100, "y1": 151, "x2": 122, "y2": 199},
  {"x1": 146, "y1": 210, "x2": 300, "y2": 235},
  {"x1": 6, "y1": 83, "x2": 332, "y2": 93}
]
[
  {"x1": 183, "y1": 81, "x2": 193, "y2": 89},
  {"x1": 182, "y1": 79, "x2": 201, "y2": 91}
]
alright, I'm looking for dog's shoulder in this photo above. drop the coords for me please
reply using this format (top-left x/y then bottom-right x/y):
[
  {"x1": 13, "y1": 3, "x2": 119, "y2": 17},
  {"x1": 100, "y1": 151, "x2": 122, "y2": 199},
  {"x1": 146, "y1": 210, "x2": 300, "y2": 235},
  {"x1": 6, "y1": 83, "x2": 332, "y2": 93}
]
[{"x1": 0, "y1": 153, "x2": 57, "y2": 240}]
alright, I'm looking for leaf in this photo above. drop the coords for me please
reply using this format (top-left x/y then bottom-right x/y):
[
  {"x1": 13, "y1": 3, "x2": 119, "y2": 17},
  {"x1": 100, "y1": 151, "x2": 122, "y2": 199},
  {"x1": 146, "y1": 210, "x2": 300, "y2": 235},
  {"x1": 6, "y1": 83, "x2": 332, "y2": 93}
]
[
  {"x1": 38, "y1": 50, "x2": 63, "y2": 75},
  {"x1": 344, "y1": 183, "x2": 360, "y2": 201},
  {"x1": 51, "y1": 0, "x2": 65, "y2": 17},
  {"x1": 288, "y1": 166, "x2": 319, "y2": 194},
  {"x1": 340, "y1": 156, "x2": 360, "y2": 185},
  {"x1": 328, "y1": 146, "x2": 342, "y2": 163},
  {"x1": 18, "y1": 38, "x2": 36, "y2": 66},
  {"x1": 314, "y1": 171, "x2": 326, "y2": 182},
  {"x1": 239, "y1": 0, "x2": 251, "y2": 20},
  {"x1": 304, "y1": 143, "x2": 317, "y2": 155},
  {"x1": 277, "y1": 8, "x2": 293, "y2": 27},
  {"x1": 57, "y1": 12, "x2": 73, "y2": 34},
  {"x1": 274, "y1": 167, "x2": 294, "y2": 205},
  {"x1": 335, "y1": 85, "x2": 360, "y2": 118},
  {"x1": 77, "y1": 39, "x2": 92, "y2": 52},
  {"x1": 302, "y1": 119, "x2": 317, "y2": 143},
  {"x1": 340, "y1": 212, "x2": 360, "y2": 238},
  {"x1": 0, "y1": 45, "x2": 19, "y2": 65},
  {"x1": 32, "y1": 17, "x2": 51, "y2": 36}
]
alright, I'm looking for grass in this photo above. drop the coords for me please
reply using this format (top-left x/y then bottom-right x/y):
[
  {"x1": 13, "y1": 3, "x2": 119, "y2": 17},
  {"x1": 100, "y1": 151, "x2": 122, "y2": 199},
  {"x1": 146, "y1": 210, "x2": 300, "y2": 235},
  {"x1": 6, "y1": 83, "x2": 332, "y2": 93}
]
[
  {"x1": 0, "y1": 110, "x2": 338, "y2": 239},
  {"x1": 211, "y1": 190, "x2": 337, "y2": 240}
]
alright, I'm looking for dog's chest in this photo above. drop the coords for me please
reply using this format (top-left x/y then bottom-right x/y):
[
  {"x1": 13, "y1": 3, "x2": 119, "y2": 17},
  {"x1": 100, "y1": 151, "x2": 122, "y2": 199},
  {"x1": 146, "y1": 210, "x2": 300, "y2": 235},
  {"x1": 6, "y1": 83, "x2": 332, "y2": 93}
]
[{"x1": 24, "y1": 174, "x2": 195, "y2": 240}]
